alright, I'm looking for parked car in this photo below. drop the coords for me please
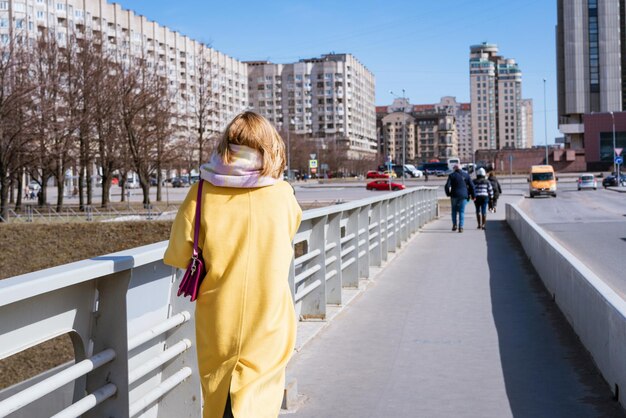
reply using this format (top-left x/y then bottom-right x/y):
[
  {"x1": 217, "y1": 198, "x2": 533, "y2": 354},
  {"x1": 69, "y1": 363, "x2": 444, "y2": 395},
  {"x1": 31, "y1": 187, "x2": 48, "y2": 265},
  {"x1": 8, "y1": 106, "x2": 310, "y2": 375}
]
[
  {"x1": 28, "y1": 180, "x2": 41, "y2": 192},
  {"x1": 577, "y1": 174, "x2": 597, "y2": 190},
  {"x1": 149, "y1": 176, "x2": 165, "y2": 187},
  {"x1": 171, "y1": 177, "x2": 190, "y2": 188},
  {"x1": 366, "y1": 180, "x2": 406, "y2": 191},
  {"x1": 366, "y1": 171, "x2": 389, "y2": 179},
  {"x1": 602, "y1": 173, "x2": 626, "y2": 188},
  {"x1": 126, "y1": 177, "x2": 141, "y2": 189}
]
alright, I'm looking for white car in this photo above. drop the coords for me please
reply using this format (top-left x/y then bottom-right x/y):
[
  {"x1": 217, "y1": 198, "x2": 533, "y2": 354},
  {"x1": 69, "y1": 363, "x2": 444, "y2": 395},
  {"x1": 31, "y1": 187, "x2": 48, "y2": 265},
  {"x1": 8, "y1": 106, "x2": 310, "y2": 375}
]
[
  {"x1": 28, "y1": 180, "x2": 41, "y2": 191},
  {"x1": 404, "y1": 164, "x2": 423, "y2": 178},
  {"x1": 577, "y1": 174, "x2": 597, "y2": 190}
]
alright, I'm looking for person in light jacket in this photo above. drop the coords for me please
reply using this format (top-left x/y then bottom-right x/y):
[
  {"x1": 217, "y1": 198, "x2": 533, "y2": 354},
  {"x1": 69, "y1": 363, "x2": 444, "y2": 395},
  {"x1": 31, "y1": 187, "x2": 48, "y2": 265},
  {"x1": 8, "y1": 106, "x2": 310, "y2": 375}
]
[
  {"x1": 473, "y1": 168, "x2": 494, "y2": 230},
  {"x1": 164, "y1": 112, "x2": 302, "y2": 418}
]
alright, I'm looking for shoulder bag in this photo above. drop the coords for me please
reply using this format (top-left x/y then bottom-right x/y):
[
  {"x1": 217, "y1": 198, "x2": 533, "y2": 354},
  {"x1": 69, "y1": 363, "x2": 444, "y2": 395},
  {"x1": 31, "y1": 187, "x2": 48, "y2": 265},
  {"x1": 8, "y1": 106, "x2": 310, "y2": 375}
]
[{"x1": 177, "y1": 180, "x2": 206, "y2": 302}]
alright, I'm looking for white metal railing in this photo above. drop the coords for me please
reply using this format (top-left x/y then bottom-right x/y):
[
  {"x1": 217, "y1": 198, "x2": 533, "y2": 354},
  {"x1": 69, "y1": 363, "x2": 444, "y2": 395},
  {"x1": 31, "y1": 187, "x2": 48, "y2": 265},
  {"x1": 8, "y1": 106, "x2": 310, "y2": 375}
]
[{"x1": 0, "y1": 187, "x2": 437, "y2": 417}]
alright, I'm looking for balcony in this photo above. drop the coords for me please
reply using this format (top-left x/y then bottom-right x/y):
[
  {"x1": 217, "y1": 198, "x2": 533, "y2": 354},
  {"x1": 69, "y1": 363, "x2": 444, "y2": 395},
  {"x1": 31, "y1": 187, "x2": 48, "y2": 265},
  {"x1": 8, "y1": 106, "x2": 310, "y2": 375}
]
[{"x1": 558, "y1": 123, "x2": 584, "y2": 135}]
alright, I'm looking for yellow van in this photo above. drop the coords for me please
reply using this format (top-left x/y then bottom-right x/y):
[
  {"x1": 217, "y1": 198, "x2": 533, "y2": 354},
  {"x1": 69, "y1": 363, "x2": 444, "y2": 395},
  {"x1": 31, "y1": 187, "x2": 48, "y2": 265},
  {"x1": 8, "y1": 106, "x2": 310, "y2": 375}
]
[{"x1": 529, "y1": 165, "x2": 557, "y2": 198}]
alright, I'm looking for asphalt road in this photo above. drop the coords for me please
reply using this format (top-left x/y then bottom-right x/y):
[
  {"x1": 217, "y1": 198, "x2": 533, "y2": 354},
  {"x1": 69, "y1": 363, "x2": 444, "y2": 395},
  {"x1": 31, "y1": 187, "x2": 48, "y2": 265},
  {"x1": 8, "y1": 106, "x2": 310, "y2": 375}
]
[{"x1": 518, "y1": 183, "x2": 626, "y2": 298}]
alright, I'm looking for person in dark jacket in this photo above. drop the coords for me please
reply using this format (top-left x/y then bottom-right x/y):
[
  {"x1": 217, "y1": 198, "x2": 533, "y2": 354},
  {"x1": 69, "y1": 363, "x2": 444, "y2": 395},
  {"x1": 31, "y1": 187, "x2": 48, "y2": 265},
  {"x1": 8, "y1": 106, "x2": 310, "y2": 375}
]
[
  {"x1": 473, "y1": 168, "x2": 493, "y2": 230},
  {"x1": 487, "y1": 171, "x2": 502, "y2": 213},
  {"x1": 444, "y1": 165, "x2": 475, "y2": 233}
]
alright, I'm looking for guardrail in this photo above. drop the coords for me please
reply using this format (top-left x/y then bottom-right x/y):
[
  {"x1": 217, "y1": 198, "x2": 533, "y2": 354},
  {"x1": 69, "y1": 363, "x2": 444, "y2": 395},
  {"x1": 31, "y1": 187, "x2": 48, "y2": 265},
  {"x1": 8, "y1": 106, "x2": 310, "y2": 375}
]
[
  {"x1": 0, "y1": 187, "x2": 437, "y2": 417},
  {"x1": 506, "y1": 203, "x2": 626, "y2": 405}
]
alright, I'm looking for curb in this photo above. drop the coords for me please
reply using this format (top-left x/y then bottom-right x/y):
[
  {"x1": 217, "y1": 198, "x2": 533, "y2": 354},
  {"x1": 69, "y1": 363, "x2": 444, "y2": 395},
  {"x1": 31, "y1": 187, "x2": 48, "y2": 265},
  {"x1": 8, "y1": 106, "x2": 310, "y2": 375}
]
[{"x1": 605, "y1": 186, "x2": 626, "y2": 193}]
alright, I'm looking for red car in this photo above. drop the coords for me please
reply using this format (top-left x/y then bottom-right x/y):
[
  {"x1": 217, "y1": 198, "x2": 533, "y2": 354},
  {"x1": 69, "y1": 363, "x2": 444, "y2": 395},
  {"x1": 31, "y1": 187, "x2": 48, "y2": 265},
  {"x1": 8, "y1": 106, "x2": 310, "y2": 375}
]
[
  {"x1": 366, "y1": 180, "x2": 406, "y2": 191},
  {"x1": 366, "y1": 170, "x2": 389, "y2": 179}
]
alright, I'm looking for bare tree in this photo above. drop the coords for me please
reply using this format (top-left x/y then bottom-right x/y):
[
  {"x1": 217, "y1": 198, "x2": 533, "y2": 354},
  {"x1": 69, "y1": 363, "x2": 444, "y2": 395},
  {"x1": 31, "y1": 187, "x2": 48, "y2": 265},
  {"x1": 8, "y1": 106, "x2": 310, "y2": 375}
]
[
  {"x1": 0, "y1": 35, "x2": 35, "y2": 221},
  {"x1": 31, "y1": 33, "x2": 80, "y2": 211},
  {"x1": 64, "y1": 31, "x2": 101, "y2": 209},
  {"x1": 116, "y1": 57, "x2": 167, "y2": 206},
  {"x1": 87, "y1": 42, "x2": 124, "y2": 208},
  {"x1": 191, "y1": 45, "x2": 218, "y2": 168},
  {"x1": 153, "y1": 73, "x2": 177, "y2": 202}
]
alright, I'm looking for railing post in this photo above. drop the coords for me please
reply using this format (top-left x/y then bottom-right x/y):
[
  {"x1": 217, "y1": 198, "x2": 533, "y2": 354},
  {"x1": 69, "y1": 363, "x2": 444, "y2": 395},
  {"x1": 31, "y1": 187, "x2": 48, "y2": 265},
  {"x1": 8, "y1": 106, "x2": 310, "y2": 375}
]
[
  {"x1": 409, "y1": 191, "x2": 418, "y2": 234},
  {"x1": 419, "y1": 189, "x2": 425, "y2": 228},
  {"x1": 84, "y1": 271, "x2": 132, "y2": 418},
  {"x1": 325, "y1": 212, "x2": 343, "y2": 305},
  {"x1": 342, "y1": 208, "x2": 359, "y2": 288},
  {"x1": 369, "y1": 202, "x2": 382, "y2": 267},
  {"x1": 299, "y1": 215, "x2": 327, "y2": 320},
  {"x1": 388, "y1": 198, "x2": 398, "y2": 251},
  {"x1": 357, "y1": 205, "x2": 370, "y2": 279},
  {"x1": 288, "y1": 253, "x2": 296, "y2": 302},
  {"x1": 400, "y1": 194, "x2": 409, "y2": 242},
  {"x1": 155, "y1": 269, "x2": 202, "y2": 418},
  {"x1": 380, "y1": 199, "x2": 389, "y2": 262}
]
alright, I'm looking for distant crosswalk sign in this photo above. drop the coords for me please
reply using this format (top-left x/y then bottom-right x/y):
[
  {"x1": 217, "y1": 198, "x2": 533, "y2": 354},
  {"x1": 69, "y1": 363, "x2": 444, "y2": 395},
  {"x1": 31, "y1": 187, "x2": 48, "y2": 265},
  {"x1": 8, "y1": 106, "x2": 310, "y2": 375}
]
[{"x1": 309, "y1": 159, "x2": 318, "y2": 169}]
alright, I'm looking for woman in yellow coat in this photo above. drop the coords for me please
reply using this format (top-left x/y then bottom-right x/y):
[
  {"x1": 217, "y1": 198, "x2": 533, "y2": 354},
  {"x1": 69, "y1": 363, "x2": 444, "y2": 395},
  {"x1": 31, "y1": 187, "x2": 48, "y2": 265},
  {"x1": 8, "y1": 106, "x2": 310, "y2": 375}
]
[{"x1": 164, "y1": 112, "x2": 302, "y2": 418}]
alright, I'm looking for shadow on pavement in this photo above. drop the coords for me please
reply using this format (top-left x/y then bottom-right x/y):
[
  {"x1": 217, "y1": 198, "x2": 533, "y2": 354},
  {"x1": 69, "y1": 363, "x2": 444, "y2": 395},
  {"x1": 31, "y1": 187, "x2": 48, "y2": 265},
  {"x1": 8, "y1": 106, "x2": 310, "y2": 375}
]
[{"x1": 485, "y1": 220, "x2": 624, "y2": 417}]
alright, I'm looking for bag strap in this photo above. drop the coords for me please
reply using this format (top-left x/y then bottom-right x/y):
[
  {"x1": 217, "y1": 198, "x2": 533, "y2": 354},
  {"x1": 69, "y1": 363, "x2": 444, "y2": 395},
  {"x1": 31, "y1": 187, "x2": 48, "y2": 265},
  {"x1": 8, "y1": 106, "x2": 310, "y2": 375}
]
[{"x1": 192, "y1": 180, "x2": 204, "y2": 257}]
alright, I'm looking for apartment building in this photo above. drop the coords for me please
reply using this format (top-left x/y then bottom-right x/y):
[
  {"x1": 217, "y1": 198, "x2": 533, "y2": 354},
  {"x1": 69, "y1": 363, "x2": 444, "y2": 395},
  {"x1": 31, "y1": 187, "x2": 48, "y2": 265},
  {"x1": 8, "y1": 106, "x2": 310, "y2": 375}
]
[
  {"x1": 376, "y1": 98, "x2": 416, "y2": 163},
  {"x1": 433, "y1": 97, "x2": 472, "y2": 161},
  {"x1": 557, "y1": 0, "x2": 626, "y2": 164},
  {"x1": 0, "y1": 0, "x2": 248, "y2": 138},
  {"x1": 247, "y1": 53, "x2": 377, "y2": 160},
  {"x1": 470, "y1": 43, "x2": 531, "y2": 152},
  {"x1": 376, "y1": 97, "x2": 460, "y2": 163}
]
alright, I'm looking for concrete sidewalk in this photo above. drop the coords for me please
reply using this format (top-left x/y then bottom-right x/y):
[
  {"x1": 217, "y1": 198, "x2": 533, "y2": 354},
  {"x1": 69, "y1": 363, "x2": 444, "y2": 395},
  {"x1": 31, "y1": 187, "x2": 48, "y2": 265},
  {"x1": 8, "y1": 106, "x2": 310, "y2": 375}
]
[{"x1": 285, "y1": 195, "x2": 624, "y2": 418}]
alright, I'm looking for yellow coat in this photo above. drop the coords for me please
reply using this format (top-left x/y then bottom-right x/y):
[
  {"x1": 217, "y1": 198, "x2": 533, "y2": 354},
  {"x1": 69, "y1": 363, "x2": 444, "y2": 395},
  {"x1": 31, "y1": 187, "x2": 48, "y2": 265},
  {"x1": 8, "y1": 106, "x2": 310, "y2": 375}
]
[{"x1": 164, "y1": 180, "x2": 302, "y2": 418}]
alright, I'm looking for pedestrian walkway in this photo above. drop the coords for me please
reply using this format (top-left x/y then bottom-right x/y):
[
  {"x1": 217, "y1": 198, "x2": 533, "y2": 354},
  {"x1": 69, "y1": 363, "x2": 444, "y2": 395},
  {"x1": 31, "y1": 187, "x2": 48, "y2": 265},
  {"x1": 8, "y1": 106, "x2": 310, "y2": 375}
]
[{"x1": 285, "y1": 194, "x2": 625, "y2": 418}]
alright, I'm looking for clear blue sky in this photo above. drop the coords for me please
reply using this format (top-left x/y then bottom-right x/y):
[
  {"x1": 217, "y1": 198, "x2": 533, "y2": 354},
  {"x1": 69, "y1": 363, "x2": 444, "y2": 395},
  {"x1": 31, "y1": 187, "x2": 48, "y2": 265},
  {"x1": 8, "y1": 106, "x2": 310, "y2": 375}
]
[{"x1": 120, "y1": 0, "x2": 559, "y2": 144}]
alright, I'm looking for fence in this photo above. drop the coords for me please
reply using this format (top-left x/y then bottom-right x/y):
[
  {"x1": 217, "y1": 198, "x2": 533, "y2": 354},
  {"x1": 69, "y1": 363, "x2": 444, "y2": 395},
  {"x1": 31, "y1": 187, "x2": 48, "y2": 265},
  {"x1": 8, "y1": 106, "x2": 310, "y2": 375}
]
[
  {"x1": 0, "y1": 187, "x2": 437, "y2": 417},
  {"x1": 0, "y1": 204, "x2": 180, "y2": 223}
]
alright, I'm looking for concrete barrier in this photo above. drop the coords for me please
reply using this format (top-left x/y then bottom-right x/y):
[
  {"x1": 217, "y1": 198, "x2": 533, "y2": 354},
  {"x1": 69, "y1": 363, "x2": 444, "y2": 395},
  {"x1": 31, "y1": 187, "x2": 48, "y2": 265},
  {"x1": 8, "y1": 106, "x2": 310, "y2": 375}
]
[{"x1": 506, "y1": 203, "x2": 626, "y2": 404}]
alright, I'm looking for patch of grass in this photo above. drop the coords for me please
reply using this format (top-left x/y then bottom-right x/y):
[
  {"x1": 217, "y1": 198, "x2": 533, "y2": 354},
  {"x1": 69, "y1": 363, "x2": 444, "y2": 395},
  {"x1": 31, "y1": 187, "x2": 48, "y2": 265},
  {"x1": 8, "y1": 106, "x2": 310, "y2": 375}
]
[{"x1": 0, "y1": 221, "x2": 173, "y2": 280}]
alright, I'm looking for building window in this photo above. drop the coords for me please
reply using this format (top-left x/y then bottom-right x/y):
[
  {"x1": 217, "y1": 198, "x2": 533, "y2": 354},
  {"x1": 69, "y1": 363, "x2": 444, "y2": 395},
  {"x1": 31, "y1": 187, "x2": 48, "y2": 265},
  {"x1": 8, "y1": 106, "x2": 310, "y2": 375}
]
[{"x1": 0, "y1": 1, "x2": 9, "y2": 10}]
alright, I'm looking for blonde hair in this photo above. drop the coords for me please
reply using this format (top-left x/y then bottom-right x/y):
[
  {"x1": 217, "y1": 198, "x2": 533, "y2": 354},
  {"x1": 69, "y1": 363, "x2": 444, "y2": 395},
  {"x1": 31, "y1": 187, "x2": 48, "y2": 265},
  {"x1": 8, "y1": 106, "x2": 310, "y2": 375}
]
[{"x1": 217, "y1": 111, "x2": 286, "y2": 178}]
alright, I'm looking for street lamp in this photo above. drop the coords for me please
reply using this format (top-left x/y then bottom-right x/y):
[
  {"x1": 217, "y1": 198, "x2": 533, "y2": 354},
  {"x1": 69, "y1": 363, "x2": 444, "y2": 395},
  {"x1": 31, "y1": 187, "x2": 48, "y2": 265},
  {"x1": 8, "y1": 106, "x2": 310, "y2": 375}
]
[
  {"x1": 610, "y1": 111, "x2": 616, "y2": 177},
  {"x1": 390, "y1": 89, "x2": 407, "y2": 185},
  {"x1": 543, "y1": 78, "x2": 549, "y2": 164}
]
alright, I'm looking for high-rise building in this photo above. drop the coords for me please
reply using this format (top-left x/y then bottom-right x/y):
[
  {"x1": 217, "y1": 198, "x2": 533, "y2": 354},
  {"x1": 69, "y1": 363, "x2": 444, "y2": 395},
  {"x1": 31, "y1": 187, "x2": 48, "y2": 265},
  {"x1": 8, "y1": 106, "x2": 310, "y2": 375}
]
[
  {"x1": 470, "y1": 43, "x2": 531, "y2": 152},
  {"x1": 0, "y1": 0, "x2": 248, "y2": 137},
  {"x1": 556, "y1": 0, "x2": 623, "y2": 150},
  {"x1": 521, "y1": 99, "x2": 534, "y2": 148},
  {"x1": 247, "y1": 54, "x2": 377, "y2": 160}
]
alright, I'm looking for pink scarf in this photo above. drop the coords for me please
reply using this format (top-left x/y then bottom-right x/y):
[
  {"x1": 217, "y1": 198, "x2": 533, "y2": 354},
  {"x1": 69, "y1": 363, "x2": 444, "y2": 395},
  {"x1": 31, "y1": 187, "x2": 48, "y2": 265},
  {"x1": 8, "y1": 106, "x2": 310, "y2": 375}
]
[{"x1": 199, "y1": 144, "x2": 278, "y2": 188}]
